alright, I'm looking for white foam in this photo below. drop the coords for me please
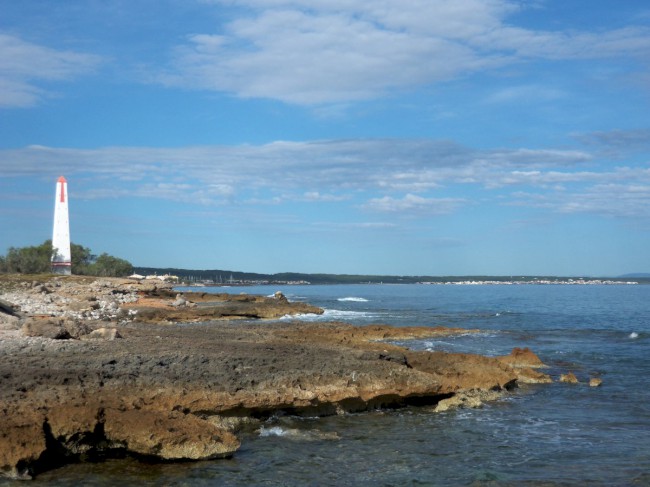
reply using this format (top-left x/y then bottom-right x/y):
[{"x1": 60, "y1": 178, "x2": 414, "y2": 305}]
[
  {"x1": 279, "y1": 308, "x2": 378, "y2": 321},
  {"x1": 629, "y1": 332, "x2": 639, "y2": 339},
  {"x1": 337, "y1": 297, "x2": 369, "y2": 302},
  {"x1": 258, "y1": 426, "x2": 340, "y2": 441},
  {"x1": 259, "y1": 426, "x2": 286, "y2": 437}
]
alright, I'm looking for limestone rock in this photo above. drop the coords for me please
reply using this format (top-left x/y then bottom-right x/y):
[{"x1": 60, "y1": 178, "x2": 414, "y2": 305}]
[
  {"x1": 589, "y1": 377, "x2": 603, "y2": 387},
  {"x1": 0, "y1": 411, "x2": 47, "y2": 480},
  {"x1": 434, "y1": 390, "x2": 503, "y2": 413},
  {"x1": 103, "y1": 409, "x2": 240, "y2": 460}
]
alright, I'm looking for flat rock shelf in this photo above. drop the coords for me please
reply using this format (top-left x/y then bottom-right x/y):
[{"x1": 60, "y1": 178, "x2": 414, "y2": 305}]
[{"x1": 0, "y1": 276, "x2": 550, "y2": 480}]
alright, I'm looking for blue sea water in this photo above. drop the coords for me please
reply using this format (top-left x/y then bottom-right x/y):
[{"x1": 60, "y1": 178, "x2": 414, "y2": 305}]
[{"x1": 30, "y1": 284, "x2": 650, "y2": 486}]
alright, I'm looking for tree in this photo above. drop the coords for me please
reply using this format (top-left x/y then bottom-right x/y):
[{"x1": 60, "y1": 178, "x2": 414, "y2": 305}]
[
  {"x1": 71, "y1": 243, "x2": 95, "y2": 275},
  {"x1": 0, "y1": 241, "x2": 133, "y2": 277},
  {"x1": 3, "y1": 241, "x2": 53, "y2": 274},
  {"x1": 88, "y1": 253, "x2": 133, "y2": 277}
]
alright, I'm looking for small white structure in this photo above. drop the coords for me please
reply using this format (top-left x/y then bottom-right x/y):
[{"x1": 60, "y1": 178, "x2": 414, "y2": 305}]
[{"x1": 51, "y1": 176, "x2": 72, "y2": 275}]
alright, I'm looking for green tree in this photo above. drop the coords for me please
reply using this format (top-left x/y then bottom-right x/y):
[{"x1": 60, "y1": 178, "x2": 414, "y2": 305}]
[
  {"x1": 0, "y1": 241, "x2": 133, "y2": 277},
  {"x1": 71, "y1": 243, "x2": 95, "y2": 275},
  {"x1": 3, "y1": 241, "x2": 53, "y2": 274},
  {"x1": 88, "y1": 253, "x2": 133, "y2": 277}
]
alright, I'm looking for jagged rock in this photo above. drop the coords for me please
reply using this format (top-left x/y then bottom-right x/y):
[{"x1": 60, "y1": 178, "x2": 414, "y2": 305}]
[
  {"x1": 589, "y1": 377, "x2": 603, "y2": 387},
  {"x1": 560, "y1": 372, "x2": 579, "y2": 384}
]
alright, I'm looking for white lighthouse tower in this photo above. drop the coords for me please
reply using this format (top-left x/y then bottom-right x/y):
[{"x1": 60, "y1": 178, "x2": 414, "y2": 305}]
[{"x1": 51, "y1": 176, "x2": 72, "y2": 275}]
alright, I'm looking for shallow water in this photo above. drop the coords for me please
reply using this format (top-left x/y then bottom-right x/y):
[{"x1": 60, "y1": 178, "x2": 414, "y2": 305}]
[{"x1": 21, "y1": 284, "x2": 650, "y2": 485}]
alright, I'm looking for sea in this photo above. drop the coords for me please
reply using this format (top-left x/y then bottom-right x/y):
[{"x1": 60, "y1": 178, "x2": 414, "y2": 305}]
[{"x1": 24, "y1": 284, "x2": 650, "y2": 486}]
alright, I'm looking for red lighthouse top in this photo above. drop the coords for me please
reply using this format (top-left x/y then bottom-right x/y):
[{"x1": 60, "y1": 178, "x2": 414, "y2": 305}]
[{"x1": 57, "y1": 176, "x2": 67, "y2": 202}]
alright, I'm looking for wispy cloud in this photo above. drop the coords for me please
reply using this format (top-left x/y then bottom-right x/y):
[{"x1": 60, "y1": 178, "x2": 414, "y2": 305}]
[
  {"x1": 161, "y1": 0, "x2": 650, "y2": 105},
  {"x1": 0, "y1": 34, "x2": 101, "y2": 108},
  {"x1": 2, "y1": 138, "x2": 648, "y2": 220},
  {"x1": 363, "y1": 194, "x2": 467, "y2": 215},
  {"x1": 511, "y1": 183, "x2": 650, "y2": 219}
]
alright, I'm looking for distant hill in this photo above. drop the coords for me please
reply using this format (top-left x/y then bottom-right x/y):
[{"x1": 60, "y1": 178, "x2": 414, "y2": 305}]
[{"x1": 619, "y1": 273, "x2": 650, "y2": 278}]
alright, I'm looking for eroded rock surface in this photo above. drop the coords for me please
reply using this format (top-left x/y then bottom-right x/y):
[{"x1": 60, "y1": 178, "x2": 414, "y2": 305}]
[{"x1": 0, "y1": 275, "x2": 549, "y2": 479}]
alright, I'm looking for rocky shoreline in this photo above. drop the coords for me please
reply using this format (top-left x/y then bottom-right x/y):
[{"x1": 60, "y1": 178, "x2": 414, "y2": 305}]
[{"x1": 0, "y1": 275, "x2": 551, "y2": 480}]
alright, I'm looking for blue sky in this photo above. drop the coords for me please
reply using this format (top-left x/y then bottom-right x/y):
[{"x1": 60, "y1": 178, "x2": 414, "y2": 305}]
[{"x1": 1, "y1": 0, "x2": 649, "y2": 276}]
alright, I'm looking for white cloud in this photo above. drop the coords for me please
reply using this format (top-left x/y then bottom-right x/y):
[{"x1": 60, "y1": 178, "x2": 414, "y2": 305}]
[
  {"x1": 163, "y1": 1, "x2": 650, "y2": 105},
  {"x1": 0, "y1": 34, "x2": 101, "y2": 108},
  {"x1": 363, "y1": 194, "x2": 467, "y2": 215}
]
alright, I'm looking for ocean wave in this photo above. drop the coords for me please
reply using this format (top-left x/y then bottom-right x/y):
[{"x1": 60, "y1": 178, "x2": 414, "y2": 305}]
[
  {"x1": 337, "y1": 297, "x2": 369, "y2": 302},
  {"x1": 629, "y1": 332, "x2": 639, "y2": 339},
  {"x1": 259, "y1": 426, "x2": 340, "y2": 441},
  {"x1": 279, "y1": 309, "x2": 380, "y2": 321}
]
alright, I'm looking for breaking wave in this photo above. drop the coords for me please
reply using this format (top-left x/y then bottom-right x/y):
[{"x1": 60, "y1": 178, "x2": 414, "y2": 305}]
[
  {"x1": 280, "y1": 308, "x2": 381, "y2": 322},
  {"x1": 259, "y1": 426, "x2": 340, "y2": 441},
  {"x1": 337, "y1": 297, "x2": 369, "y2": 302}
]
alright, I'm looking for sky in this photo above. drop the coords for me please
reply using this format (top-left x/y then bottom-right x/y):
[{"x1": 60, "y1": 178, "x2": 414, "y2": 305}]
[{"x1": 1, "y1": 0, "x2": 649, "y2": 277}]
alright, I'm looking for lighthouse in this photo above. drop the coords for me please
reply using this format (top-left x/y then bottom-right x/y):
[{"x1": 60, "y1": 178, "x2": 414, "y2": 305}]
[{"x1": 51, "y1": 176, "x2": 72, "y2": 275}]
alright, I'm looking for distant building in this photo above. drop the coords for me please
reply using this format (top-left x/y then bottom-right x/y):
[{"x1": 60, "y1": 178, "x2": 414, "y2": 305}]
[{"x1": 51, "y1": 176, "x2": 72, "y2": 275}]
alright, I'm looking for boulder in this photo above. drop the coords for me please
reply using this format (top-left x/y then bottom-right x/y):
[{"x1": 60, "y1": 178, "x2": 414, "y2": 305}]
[
  {"x1": 21, "y1": 318, "x2": 71, "y2": 340},
  {"x1": 589, "y1": 377, "x2": 603, "y2": 387}
]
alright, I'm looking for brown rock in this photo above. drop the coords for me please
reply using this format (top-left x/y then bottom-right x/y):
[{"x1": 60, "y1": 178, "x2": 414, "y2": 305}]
[
  {"x1": 514, "y1": 367, "x2": 553, "y2": 384},
  {"x1": 560, "y1": 372, "x2": 579, "y2": 384},
  {"x1": 0, "y1": 411, "x2": 47, "y2": 480},
  {"x1": 498, "y1": 347, "x2": 545, "y2": 368},
  {"x1": 589, "y1": 377, "x2": 603, "y2": 387},
  {"x1": 21, "y1": 318, "x2": 71, "y2": 339},
  {"x1": 0, "y1": 275, "x2": 556, "y2": 479},
  {"x1": 103, "y1": 409, "x2": 239, "y2": 460}
]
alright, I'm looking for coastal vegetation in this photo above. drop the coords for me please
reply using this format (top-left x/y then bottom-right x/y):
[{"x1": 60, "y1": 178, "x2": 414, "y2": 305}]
[{"x1": 0, "y1": 240, "x2": 133, "y2": 277}]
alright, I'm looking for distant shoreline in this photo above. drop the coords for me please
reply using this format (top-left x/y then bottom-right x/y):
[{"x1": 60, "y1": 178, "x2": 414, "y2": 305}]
[{"x1": 134, "y1": 267, "x2": 650, "y2": 286}]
